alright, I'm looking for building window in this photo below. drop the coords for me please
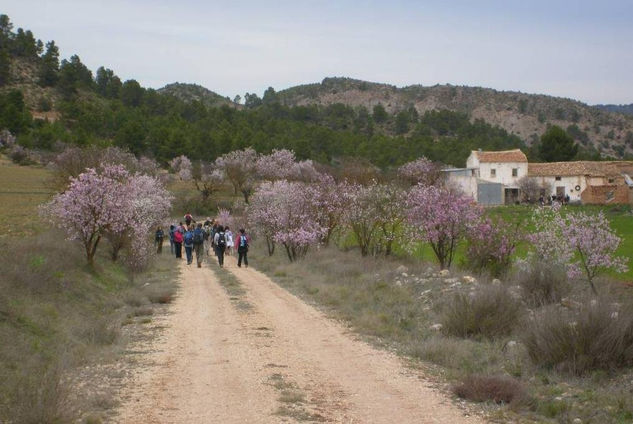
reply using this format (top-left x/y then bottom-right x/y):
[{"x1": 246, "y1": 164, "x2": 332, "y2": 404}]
[
  {"x1": 512, "y1": 168, "x2": 518, "y2": 177},
  {"x1": 490, "y1": 169, "x2": 496, "y2": 177},
  {"x1": 471, "y1": 169, "x2": 476, "y2": 176},
  {"x1": 555, "y1": 176, "x2": 562, "y2": 181},
  {"x1": 608, "y1": 178, "x2": 615, "y2": 184}
]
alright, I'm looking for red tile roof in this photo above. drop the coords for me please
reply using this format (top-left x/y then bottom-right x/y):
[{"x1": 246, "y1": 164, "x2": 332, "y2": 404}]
[
  {"x1": 528, "y1": 161, "x2": 633, "y2": 177},
  {"x1": 472, "y1": 149, "x2": 528, "y2": 163}
]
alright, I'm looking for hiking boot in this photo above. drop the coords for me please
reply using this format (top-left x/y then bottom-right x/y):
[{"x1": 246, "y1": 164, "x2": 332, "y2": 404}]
[{"x1": 197, "y1": 263, "x2": 201, "y2": 268}]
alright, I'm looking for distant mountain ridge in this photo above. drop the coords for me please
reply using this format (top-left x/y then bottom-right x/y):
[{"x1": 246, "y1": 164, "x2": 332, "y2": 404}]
[
  {"x1": 157, "y1": 83, "x2": 237, "y2": 108},
  {"x1": 594, "y1": 104, "x2": 633, "y2": 116},
  {"x1": 274, "y1": 77, "x2": 633, "y2": 156}
]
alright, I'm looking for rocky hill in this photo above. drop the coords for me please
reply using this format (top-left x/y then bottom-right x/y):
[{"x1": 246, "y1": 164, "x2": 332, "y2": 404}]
[
  {"x1": 157, "y1": 83, "x2": 237, "y2": 108},
  {"x1": 276, "y1": 77, "x2": 633, "y2": 157}
]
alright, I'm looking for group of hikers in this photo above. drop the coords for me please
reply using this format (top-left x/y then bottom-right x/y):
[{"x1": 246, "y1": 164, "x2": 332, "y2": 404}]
[{"x1": 154, "y1": 213, "x2": 250, "y2": 269}]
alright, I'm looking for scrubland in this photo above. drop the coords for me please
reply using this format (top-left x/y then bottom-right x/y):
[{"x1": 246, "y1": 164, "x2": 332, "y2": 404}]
[{"x1": 251, "y1": 243, "x2": 633, "y2": 424}]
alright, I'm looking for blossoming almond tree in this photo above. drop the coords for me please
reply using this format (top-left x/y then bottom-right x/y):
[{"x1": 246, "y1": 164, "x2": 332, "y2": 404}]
[
  {"x1": 527, "y1": 206, "x2": 628, "y2": 294},
  {"x1": 169, "y1": 155, "x2": 192, "y2": 181},
  {"x1": 342, "y1": 182, "x2": 384, "y2": 257},
  {"x1": 247, "y1": 182, "x2": 280, "y2": 255},
  {"x1": 170, "y1": 155, "x2": 223, "y2": 200},
  {"x1": 41, "y1": 165, "x2": 131, "y2": 266},
  {"x1": 371, "y1": 183, "x2": 408, "y2": 256},
  {"x1": 406, "y1": 184, "x2": 481, "y2": 269},
  {"x1": 397, "y1": 157, "x2": 442, "y2": 186},
  {"x1": 307, "y1": 175, "x2": 353, "y2": 246},
  {"x1": 42, "y1": 165, "x2": 172, "y2": 266},
  {"x1": 562, "y1": 211, "x2": 628, "y2": 294},
  {"x1": 215, "y1": 148, "x2": 258, "y2": 203},
  {"x1": 466, "y1": 216, "x2": 520, "y2": 277},
  {"x1": 248, "y1": 180, "x2": 323, "y2": 261}
]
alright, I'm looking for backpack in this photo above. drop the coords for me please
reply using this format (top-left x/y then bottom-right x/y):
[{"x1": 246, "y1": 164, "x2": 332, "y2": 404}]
[
  {"x1": 184, "y1": 231, "x2": 194, "y2": 245},
  {"x1": 193, "y1": 228, "x2": 204, "y2": 245},
  {"x1": 217, "y1": 232, "x2": 226, "y2": 249},
  {"x1": 173, "y1": 230, "x2": 183, "y2": 243},
  {"x1": 239, "y1": 235, "x2": 249, "y2": 249}
]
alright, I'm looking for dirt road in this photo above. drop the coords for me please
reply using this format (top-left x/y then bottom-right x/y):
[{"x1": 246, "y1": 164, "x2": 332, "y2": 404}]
[{"x1": 116, "y1": 255, "x2": 484, "y2": 423}]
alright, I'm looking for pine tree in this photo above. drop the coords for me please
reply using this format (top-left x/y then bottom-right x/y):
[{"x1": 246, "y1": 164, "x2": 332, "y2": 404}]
[
  {"x1": 38, "y1": 40, "x2": 59, "y2": 87},
  {"x1": 538, "y1": 125, "x2": 579, "y2": 162}
]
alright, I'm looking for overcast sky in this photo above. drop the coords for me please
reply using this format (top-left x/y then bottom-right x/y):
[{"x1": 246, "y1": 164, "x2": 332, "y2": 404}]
[{"x1": 4, "y1": 0, "x2": 633, "y2": 104}]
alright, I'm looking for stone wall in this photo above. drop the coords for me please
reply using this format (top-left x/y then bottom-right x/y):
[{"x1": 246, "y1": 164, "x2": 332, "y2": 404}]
[{"x1": 581, "y1": 185, "x2": 632, "y2": 204}]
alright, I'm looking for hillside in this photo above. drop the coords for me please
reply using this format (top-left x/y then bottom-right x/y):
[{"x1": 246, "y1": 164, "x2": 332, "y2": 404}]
[
  {"x1": 157, "y1": 82, "x2": 237, "y2": 108},
  {"x1": 1, "y1": 13, "x2": 631, "y2": 167},
  {"x1": 276, "y1": 77, "x2": 633, "y2": 157},
  {"x1": 595, "y1": 103, "x2": 633, "y2": 116}
]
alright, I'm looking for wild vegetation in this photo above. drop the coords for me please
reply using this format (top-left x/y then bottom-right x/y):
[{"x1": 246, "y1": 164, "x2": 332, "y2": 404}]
[{"x1": 0, "y1": 156, "x2": 179, "y2": 423}]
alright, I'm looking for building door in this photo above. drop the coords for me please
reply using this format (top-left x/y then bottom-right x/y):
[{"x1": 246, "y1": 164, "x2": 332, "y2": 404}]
[
  {"x1": 504, "y1": 188, "x2": 519, "y2": 204},
  {"x1": 556, "y1": 186, "x2": 565, "y2": 199}
]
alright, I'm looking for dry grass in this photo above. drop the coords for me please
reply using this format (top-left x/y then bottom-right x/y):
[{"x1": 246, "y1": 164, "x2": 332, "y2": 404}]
[
  {"x1": 454, "y1": 374, "x2": 526, "y2": 405},
  {"x1": 440, "y1": 285, "x2": 522, "y2": 339},
  {"x1": 0, "y1": 228, "x2": 180, "y2": 422},
  {"x1": 523, "y1": 301, "x2": 633, "y2": 374},
  {"x1": 514, "y1": 260, "x2": 569, "y2": 307}
]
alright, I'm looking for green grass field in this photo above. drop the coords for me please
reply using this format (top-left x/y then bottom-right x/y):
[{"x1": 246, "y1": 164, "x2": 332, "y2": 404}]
[
  {"x1": 386, "y1": 204, "x2": 632, "y2": 282},
  {"x1": 0, "y1": 155, "x2": 53, "y2": 238}
]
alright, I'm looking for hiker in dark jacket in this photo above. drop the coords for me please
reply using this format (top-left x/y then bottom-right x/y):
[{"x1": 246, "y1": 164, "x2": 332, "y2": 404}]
[
  {"x1": 168, "y1": 224, "x2": 175, "y2": 254},
  {"x1": 237, "y1": 228, "x2": 250, "y2": 268},
  {"x1": 155, "y1": 227, "x2": 164, "y2": 254},
  {"x1": 193, "y1": 223, "x2": 205, "y2": 268},
  {"x1": 213, "y1": 225, "x2": 227, "y2": 268}
]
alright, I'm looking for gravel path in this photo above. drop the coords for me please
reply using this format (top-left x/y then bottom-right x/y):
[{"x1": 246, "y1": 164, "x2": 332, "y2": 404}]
[{"x1": 116, "y1": 255, "x2": 484, "y2": 423}]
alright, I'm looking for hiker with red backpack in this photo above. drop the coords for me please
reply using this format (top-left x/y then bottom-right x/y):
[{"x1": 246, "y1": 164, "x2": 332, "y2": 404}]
[
  {"x1": 173, "y1": 222, "x2": 184, "y2": 259},
  {"x1": 213, "y1": 225, "x2": 227, "y2": 268}
]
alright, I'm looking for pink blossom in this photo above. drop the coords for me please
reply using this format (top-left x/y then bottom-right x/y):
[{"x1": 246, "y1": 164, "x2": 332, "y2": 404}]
[
  {"x1": 466, "y1": 217, "x2": 519, "y2": 277},
  {"x1": 526, "y1": 206, "x2": 628, "y2": 294},
  {"x1": 397, "y1": 157, "x2": 441, "y2": 186},
  {"x1": 406, "y1": 184, "x2": 481, "y2": 269},
  {"x1": 247, "y1": 180, "x2": 323, "y2": 261},
  {"x1": 41, "y1": 165, "x2": 172, "y2": 266},
  {"x1": 169, "y1": 155, "x2": 192, "y2": 181}
]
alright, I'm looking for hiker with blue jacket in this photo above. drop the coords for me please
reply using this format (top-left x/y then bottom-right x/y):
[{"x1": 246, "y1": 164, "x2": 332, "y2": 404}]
[
  {"x1": 213, "y1": 225, "x2": 227, "y2": 268},
  {"x1": 193, "y1": 223, "x2": 205, "y2": 268}
]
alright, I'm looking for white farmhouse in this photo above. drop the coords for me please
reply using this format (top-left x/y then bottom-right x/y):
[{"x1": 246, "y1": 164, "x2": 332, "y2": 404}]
[{"x1": 443, "y1": 149, "x2": 528, "y2": 205}]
